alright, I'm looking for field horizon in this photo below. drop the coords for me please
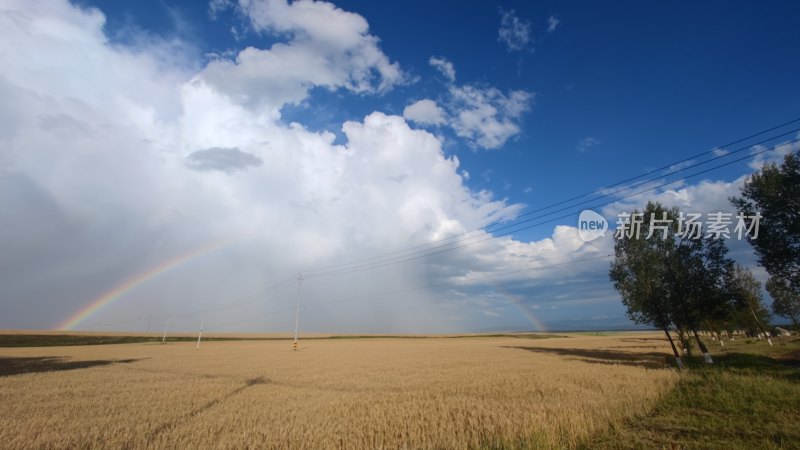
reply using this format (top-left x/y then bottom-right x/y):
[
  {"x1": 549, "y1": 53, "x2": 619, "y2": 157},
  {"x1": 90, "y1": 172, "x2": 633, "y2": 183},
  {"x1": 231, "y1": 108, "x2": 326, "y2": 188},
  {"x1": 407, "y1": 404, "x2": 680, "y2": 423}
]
[
  {"x1": 0, "y1": 328, "x2": 652, "y2": 338},
  {"x1": 1, "y1": 331, "x2": 678, "y2": 448},
  {"x1": 2, "y1": 330, "x2": 798, "y2": 449},
  {"x1": 3, "y1": 1, "x2": 800, "y2": 448}
]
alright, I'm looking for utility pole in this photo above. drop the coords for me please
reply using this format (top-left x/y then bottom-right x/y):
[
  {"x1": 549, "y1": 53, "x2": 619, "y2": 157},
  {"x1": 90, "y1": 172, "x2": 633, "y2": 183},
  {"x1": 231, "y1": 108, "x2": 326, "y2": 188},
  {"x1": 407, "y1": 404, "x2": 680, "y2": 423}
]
[
  {"x1": 161, "y1": 319, "x2": 169, "y2": 343},
  {"x1": 146, "y1": 315, "x2": 152, "y2": 334},
  {"x1": 196, "y1": 319, "x2": 204, "y2": 349},
  {"x1": 294, "y1": 272, "x2": 303, "y2": 351}
]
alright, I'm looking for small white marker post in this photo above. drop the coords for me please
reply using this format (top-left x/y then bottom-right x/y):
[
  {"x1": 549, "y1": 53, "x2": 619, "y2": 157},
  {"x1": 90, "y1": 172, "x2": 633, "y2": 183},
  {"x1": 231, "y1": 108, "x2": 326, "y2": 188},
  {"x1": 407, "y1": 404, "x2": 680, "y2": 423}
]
[
  {"x1": 196, "y1": 320, "x2": 204, "y2": 349},
  {"x1": 293, "y1": 272, "x2": 303, "y2": 351},
  {"x1": 161, "y1": 319, "x2": 169, "y2": 343}
]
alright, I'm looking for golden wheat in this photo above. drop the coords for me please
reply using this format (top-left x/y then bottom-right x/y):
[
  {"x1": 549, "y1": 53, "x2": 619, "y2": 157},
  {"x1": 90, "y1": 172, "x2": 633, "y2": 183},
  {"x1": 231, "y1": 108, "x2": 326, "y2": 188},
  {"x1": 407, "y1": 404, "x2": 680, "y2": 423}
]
[{"x1": 0, "y1": 333, "x2": 678, "y2": 449}]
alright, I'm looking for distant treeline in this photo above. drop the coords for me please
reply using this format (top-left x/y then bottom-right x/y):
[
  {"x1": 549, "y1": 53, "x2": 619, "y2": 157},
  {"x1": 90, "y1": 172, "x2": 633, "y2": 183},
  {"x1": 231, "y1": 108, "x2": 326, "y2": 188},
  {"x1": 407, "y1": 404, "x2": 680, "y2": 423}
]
[{"x1": 0, "y1": 332, "x2": 565, "y2": 347}]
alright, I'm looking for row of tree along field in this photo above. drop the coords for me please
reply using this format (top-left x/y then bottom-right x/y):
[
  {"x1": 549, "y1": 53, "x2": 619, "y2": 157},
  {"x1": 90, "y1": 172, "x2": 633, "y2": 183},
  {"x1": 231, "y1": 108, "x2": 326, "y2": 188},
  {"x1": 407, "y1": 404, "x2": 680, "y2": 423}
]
[{"x1": 609, "y1": 151, "x2": 800, "y2": 369}]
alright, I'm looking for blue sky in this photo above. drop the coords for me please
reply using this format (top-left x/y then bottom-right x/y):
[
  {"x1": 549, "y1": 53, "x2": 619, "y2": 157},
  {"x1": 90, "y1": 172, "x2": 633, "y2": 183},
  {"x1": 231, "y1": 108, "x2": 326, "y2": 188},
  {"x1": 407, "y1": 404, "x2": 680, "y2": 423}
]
[
  {"x1": 85, "y1": 0, "x2": 800, "y2": 238},
  {"x1": 1, "y1": 0, "x2": 799, "y2": 332}
]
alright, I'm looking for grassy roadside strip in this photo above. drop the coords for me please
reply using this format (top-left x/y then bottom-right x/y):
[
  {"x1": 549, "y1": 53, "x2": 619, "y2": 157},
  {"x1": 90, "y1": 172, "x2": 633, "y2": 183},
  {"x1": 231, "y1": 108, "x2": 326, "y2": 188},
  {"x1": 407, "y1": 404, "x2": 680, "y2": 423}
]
[{"x1": 584, "y1": 337, "x2": 800, "y2": 449}]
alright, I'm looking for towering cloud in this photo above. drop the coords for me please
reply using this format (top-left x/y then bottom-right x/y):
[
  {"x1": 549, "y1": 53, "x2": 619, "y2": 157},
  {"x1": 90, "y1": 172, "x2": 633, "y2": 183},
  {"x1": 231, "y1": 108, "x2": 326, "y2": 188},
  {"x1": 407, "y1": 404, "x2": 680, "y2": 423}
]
[{"x1": 2, "y1": 0, "x2": 748, "y2": 333}]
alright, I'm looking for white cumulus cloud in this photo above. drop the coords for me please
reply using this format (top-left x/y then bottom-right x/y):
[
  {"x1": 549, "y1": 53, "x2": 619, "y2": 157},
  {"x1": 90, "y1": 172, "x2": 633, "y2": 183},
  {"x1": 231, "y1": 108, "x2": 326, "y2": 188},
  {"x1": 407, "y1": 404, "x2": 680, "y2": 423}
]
[
  {"x1": 429, "y1": 56, "x2": 456, "y2": 82},
  {"x1": 747, "y1": 137, "x2": 800, "y2": 170},
  {"x1": 447, "y1": 85, "x2": 533, "y2": 149},
  {"x1": 0, "y1": 0, "x2": 547, "y2": 333},
  {"x1": 406, "y1": 57, "x2": 533, "y2": 149},
  {"x1": 200, "y1": 0, "x2": 406, "y2": 112},
  {"x1": 0, "y1": 0, "x2": 763, "y2": 334},
  {"x1": 498, "y1": 8, "x2": 531, "y2": 51},
  {"x1": 403, "y1": 99, "x2": 446, "y2": 126}
]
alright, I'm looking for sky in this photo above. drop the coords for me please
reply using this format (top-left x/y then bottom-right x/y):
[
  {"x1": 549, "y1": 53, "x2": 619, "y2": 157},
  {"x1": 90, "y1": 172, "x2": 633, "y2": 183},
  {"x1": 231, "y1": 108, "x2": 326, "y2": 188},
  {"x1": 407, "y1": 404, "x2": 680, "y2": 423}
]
[{"x1": 1, "y1": 0, "x2": 799, "y2": 333}]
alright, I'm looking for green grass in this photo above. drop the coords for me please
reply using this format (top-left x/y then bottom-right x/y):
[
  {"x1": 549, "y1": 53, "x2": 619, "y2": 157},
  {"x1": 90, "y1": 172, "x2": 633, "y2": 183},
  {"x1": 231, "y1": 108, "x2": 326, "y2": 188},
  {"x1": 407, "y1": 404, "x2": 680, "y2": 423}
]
[
  {"x1": 0, "y1": 356, "x2": 140, "y2": 376},
  {"x1": 586, "y1": 337, "x2": 800, "y2": 449},
  {"x1": 0, "y1": 335, "x2": 166, "y2": 347}
]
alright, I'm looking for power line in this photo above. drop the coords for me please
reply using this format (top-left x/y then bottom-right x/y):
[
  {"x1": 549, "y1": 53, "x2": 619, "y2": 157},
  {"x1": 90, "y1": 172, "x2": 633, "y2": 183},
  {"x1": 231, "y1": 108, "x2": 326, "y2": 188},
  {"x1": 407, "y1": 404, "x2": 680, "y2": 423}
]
[
  {"x1": 300, "y1": 121, "x2": 800, "y2": 276},
  {"x1": 77, "y1": 120, "x2": 800, "y2": 330},
  {"x1": 520, "y1": 118, "x2": 800, "y2": 215},
  {"x1": 480, "y1": 128, "x2": 800, "y2": 235},
  {"x1": 223, "y1": 254, "x2": 614, "y2": 325},
  {"x1": 304, "y1": 137, "x2": 799, "y2": 278},
  {"x1": 303, "y1": 254, "x2": 613, "y2": 308},
  {"x1": 119, "y1": 132, "x2": 794, "y2": 326},
  {"x1": 112, "y1": 254, "x2": 612, "y2": 331}
]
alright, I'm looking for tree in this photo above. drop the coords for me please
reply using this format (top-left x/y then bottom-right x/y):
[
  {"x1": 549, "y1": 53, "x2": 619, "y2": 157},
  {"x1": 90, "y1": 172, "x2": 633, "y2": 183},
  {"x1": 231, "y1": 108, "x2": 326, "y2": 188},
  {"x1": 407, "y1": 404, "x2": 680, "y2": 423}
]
[
  {"x1": 766, "y1": 276, "x2": 800, "y2": 332},
  {"x1": 667, "y1": 235, "x2": 733, "y2": 363},
  {"x1": 731, "y1": 151, "x2": 800, "y2": 294},
  {"x1": 610, "y1": 201, "x2": 742, "y2": 366},
  {"x1": 728, "y1": 265, "x2": 773, "y2": 345},
  {"x1": 610, "y1": 202, "x2": 685, "y2": 368}
]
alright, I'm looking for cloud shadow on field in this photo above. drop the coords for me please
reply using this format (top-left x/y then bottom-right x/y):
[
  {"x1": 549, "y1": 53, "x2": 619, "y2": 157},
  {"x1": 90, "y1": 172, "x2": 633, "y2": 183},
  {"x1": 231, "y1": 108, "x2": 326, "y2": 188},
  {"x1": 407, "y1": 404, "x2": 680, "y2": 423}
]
[
  {"x1": 502, "y1": 346, "x2": 671, "y2": 369},
  {"x1": 0, "y1": 356, "x2": 141, "y2": 377}
]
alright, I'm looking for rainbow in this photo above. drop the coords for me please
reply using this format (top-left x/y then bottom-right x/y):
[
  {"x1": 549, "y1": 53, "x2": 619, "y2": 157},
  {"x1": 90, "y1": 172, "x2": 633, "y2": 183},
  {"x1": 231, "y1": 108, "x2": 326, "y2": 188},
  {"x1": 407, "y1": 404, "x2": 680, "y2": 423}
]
[
  {"x1": 486, "y1": 280, "x2": 548, "y2": 331},
  {"x1": 57, "y1": 239, "x2": 238, "y2": 331}
]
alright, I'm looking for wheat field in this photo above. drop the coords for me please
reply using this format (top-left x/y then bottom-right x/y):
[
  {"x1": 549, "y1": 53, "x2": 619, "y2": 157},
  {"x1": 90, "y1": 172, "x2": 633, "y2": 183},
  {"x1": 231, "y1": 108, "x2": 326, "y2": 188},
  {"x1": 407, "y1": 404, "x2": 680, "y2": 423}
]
[{"x1": 0, "y1": 333, "x2": 678, "y2": 449}]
